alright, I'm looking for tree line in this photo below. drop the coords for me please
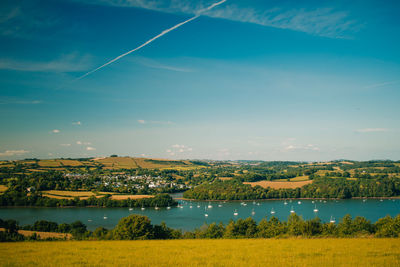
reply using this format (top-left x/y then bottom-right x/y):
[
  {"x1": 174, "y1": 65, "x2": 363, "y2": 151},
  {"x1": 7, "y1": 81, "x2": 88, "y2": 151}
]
[
  {"x1": 183, "y1": 177, "x2": 400, "y2": 200},
  {"x1": 1, "y1": 213, "x2": 399, "y2": 242}
]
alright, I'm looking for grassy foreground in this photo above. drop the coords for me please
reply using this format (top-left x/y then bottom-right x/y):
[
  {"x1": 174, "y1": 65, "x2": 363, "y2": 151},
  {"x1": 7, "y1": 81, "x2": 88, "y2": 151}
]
[{"x1": 1, "y1": 238, "x2": 400, "y2": 266}]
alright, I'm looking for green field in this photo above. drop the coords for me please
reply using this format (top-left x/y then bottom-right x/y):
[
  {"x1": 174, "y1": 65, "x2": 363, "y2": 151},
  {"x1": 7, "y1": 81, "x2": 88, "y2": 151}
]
[{"x1": 1, "y1": 239, "x2": 399, "y2": 266}]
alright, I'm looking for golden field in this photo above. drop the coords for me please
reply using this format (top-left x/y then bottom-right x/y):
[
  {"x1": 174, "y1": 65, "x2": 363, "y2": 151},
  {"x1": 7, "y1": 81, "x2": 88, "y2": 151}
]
[
  {"x1": 0, "y1": 228, "x2": 71, "y2": 240},
  {"x1": 0, "y1": 185, "x2": 8, "y2": 194},
  {"x1": 1, "y1": 239, "x2": 399, "y2": 266},
  {"x1": 41, "y1": 190, "x2": 153, "y2": 200},
  {"x1": 244, "y1": 180, "x2": 313, "y2": 189}
]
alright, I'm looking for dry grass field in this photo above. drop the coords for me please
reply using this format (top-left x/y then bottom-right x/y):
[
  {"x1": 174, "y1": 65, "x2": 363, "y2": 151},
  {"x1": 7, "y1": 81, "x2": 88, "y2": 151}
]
[
  {"x1": 219, "y1": 177, "x2": 233, "y2": 181},
  {"x1": 110, "y1": 194, "x2": 153, "y2": 200},
  {"x1": 1, "y1": 239, "x2": 399, "y2": 266},
  {"x1": 0, "y1": 228, "x2": 72, "y2": 240},
  {"x1": 290, "y1": 175, "x2": 310, "y2": 181},
  {"x1": 41, "y1": 190, "x2": 152, "y2": 200},
  {"x1": 244, "y1": 180, "x2": 313, "y2": 189},
  {"x1": 93, "y1": 157, "x2": 201, "y2": 170},
  {"x1": 0, "y1": 185, "x2": 8, "y2": 194}
]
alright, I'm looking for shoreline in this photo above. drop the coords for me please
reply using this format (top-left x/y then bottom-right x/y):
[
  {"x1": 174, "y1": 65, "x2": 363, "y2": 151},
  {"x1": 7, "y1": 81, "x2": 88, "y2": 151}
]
[{"x1": 175, "y1": 196, "x2": 400, "y2": 201}]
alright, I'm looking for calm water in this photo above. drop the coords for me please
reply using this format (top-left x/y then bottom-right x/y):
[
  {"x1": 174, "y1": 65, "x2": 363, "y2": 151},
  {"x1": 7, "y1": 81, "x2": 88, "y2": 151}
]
[{"x1": 1, "y1": 199, "x2": 399, "y2": 231}]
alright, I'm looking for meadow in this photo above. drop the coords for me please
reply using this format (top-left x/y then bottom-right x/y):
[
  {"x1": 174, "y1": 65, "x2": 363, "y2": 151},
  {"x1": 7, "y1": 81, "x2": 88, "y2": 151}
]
[
  {"x1": 1, "y1": 238, "x2": 399, "y2": 266},
  {"x1": 244, "y1": 180, "x2": 313, "y2": 189}
]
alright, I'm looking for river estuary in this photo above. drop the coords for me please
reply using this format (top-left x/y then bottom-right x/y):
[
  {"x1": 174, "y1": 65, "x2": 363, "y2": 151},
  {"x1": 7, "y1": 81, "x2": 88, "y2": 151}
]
[{"x1": 1, "y1": 198, "x2": 399, "y2": 231}]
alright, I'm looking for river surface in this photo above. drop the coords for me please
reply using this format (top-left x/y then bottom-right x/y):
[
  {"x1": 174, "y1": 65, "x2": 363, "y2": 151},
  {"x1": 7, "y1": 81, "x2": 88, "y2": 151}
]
[{"x1": 1, "y1": 198, "x2": 399, "y2": 231}]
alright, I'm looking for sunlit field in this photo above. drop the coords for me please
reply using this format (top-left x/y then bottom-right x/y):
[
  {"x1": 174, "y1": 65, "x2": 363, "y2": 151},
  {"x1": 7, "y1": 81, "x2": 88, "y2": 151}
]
[{"x1": 1, "y1": 238, "x2": 399, "y2": 266}]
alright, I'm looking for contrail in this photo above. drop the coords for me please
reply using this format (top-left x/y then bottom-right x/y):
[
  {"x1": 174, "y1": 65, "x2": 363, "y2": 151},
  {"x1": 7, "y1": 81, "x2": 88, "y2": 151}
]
[{"x1": 75, "y1": 0, "x2": 227, "y2": 81}]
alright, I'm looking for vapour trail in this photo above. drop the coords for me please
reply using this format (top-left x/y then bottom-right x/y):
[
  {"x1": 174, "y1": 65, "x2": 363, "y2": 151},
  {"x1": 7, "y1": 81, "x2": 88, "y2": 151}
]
[{"x1": 75, "y1": 0, "x2": 227, "y2": 81}]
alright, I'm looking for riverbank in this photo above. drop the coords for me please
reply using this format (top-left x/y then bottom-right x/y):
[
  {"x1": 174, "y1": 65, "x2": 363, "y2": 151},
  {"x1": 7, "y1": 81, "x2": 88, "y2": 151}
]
[
  {"x1": 1, "y1": 239, "x2": 399, "y2": 266},
  {"x1": 176, "y1": 196, "x2": 400, "y2": 201}
]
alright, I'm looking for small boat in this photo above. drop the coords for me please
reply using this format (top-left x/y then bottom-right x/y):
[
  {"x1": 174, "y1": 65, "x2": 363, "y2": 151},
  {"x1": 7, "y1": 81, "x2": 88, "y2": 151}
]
[
  {"x1": 167, "y1": 206, "x2": 171, "y2": 210},
  {"x1": 253, "y1": 201, "x2": 256, "y2": 205},
  {"x1": 380, "y1": 199, "x2": 383, "y2": 202},
  {"x1": 141, "y1": 204, "x2": 145, "y2": 211},
  {"x1": 103, "y1": 216, "x2": 108, "y2": 219},
  {"x1": 290, "y1": 206, "x2": 295, "y2": 214},
  {"x1": 218, "y1": 203, "x2": 222, "y2": 207},
  {"x1": 233, "y1": 209, "x2": 238, "y2": 216},
  {"x1": 251, "y1": 208, "x2": 255, "y2": 216},
  {"x1": 256, "y1": 203, "x2": 260, "y2": 206},
  {"x1": 190, "y1": 205, "x2": 193, "y2": 209},
  {"x1": 270, "y1": 208, "x2": 275, "y2": 215},
  {"x1": 155, "y1": 205, "x2": 159, "y2": 210},
  {"x1": 313, "y1": 204, "x2": 318, "y2": 213},
  {"x1": 312, "y1": 200, "x2": 315, "y2": 204},
  {"x1": 129, "y1": 208, "x2": 133, "y2": 211},
  {"x1": 330, "y1": 216, "x2": 336, "y2": 223},
  {"x1": 284, "y1": 200, "x2": 288, "y2": 205},
  {"x1": 204, "y1": 206, "x2": 208, "y2": 217},
  {"x1": 180, "y1": 205, "x2": 184, "y2": 209},
  {"x1": 88, "y1": 219, "x2": 92, "y2": 222},
  {"x1": 204, "y1": 213, "x2": 208, "y2": 217},
  {"x1": 208, "y1": 202, "x2": 213, "y2": 209},
  {"x1": 323, "y1": 200, "x2": 327, "y2": 203},
  {"x1": 197, "y1": 204, "x2": 201, "y2": 208},
  {"x1": 363, "y1": 199, "x2": 366, "y2": 202},
  {"x1": 298, "y1": 201, "x2": 302, "y2": 205}
]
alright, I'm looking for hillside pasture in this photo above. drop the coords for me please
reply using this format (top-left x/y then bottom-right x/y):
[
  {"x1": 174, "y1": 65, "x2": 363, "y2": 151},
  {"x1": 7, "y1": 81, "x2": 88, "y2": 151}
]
[
  {"x1": 1, "y1": 239, "x2": 399, "y2": 266},
  {"x1": 110, "y1": 194, "x2": 153, "y2": 200},
  {"x1": 94, "y1": 157, "x2": 138, "y2": 169},
  {"x1": 244, "y1": 180, "x2": 313, "y2": 189}
]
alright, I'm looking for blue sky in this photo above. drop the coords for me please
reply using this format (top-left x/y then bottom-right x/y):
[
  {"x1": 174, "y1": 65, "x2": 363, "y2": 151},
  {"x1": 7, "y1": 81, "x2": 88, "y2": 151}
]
[{"x1": 0, "y1": 0, "x2": 399, "y2": 161}]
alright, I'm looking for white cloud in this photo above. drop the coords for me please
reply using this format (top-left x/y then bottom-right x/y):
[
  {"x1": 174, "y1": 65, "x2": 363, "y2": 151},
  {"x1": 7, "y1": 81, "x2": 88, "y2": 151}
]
[
  {"x1": 283, "y1": 144, "x2": 320, "y2": 152},
  {"x1": 77, "y1": 0, "x2": 359, "y2": 38},
  {"x1": 77, "y1": 141, "x2": 91, "y2": 145},
  {"x1": 138, "y1": 120, "x2": 146, "y2": 124},
  {"x1": 52, "y1": 129, "x2": 60, "y2": 133},
  {"x1": 60, "y1": 144, "x2": 71, "y2": 147},
  {"x1": 86, "y1": 146, "x2": 96, "y2": 151},
  {"x1": 72, "y1": 121, "x2": 82, "y2": 125},
  {"x1": 355, "y1": 128, "x2": 389, "y2": 133},
  {"x1": 0, "y1": 149, "x2": 29, "y2": 157},
  {"x1": 364, "y1": 81, "x2": 398, "y2": 89}
]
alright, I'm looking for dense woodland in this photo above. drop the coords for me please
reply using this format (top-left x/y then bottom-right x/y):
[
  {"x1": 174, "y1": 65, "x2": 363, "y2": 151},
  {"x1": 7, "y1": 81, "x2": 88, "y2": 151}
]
[{"x1": 1, "y1": 213, "x2": 400, "y2": 242}]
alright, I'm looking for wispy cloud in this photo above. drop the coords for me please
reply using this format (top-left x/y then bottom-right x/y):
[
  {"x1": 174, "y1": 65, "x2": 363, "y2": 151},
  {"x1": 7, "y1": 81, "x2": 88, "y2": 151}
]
[
  {"x1": 355, "y1": 128, "x2": 389, "y2": 133},
  {"x1": 77, "y1": 0, "x2": 359, "y2": 38},
  {"x1": 0, "y1": 98, "x2": 42, "y2": 105},
  {"x1": 364, "y1": 80, "x2": 399, "y2": 89},
  {"x1": 0, "y1": 149, "x2": 29, "y2": 157},
  {"x1": 167, "y1": 144, "x2": 193, "y2": 156},
  {"x1": 131, "y1": 57, "x2": 193, "y2": 72},
  {"x1": 0, "y1": 53, "x2": 92, "y2": 73},
  {"x1": 72, "y1": 121, "x2": 82, "y2": 125},
  {"x1": 60, "y1": 144, "x2": 71, "y2": 147},
  {"x1": 86, "y1": 146, "x2": 96, "y2": 151},
  {"x1": 51, "y1": 129, "x2": 60, "y2": 133},
  {"x1": 138, "y1": 119, "x2": 174, "y2": 125}
]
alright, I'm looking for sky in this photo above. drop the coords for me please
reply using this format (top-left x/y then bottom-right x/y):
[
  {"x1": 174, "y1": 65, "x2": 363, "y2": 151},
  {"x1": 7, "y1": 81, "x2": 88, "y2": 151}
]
[{"x1": 0, "y1": 0, "x2": 399, "y2": 161}]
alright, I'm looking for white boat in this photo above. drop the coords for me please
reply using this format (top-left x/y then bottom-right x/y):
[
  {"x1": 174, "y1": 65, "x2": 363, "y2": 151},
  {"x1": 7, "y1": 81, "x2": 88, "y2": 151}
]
[
  {"x1": 204, "y1": 213, "x2": 208, "y2": 217},
  {"x1": 88, "y1": 219, "x2": 92, "y2": 222},
  {"x1": 204, "y1": 206, "x2": 208, "y2": 217},
  {"x1": 251, "y1": 209, "x2": 255, "y2": 215},
  {"x1": 233, "y1": 209, "x2": 238, "y2": 216},
  {"x1": 190, "y1": 205, "x2": 193, "y2": 209},
  {"x1": 312, "y1": 200, "x2": 315, "y2": 204},
  {"x1": 141, "y1": 205, "x2": 145, "y2": 211},
  {"x1": 290, "y1": 206, "x2": 295, "y2": 213},
  {"x1": 180, "y1": 205, "x2": 184, "y2": 209},
  {"x1": 103, "y1": 216, "x2": 108, "y2": 219},
  {"x1": 129, "y1": 208, "x2": 133, "y2": 211},
  {"x1": 284, "y1": 200, "x2": 288, "y2": 205},
  {"x1": 197, "y1": 204, "x2": 201, "y2": 208},
  {"x1": 270, "y1": 208, "x2": 275, "y2": 215},
  {"x1": 256, "y1": 203, "x2": 260, "y2": 206},
  {"x1": 167, "y1": 206, "x2": 171, "y2": 210},
  {"x1": 330, "y1": 216, "x2": 336, "y2": 223},
  {"x1": 313, "y1": 204, "x2": 318, "y2": 213},
  {"x1": 253, "y1": 201, "x2": 256, "y2": 205},
  {"x1": 207, "y1": 202, "x2": 213, "y2": 209},
  {"x1": 218, "y1": 203, "x2": 222, "y2": 207},
  {"x1": 298, "y1": 201, "x2": 302, "y2": 205},
  {"x1": 155, "y1": 205, "x2": 159, "y2": 210}
]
